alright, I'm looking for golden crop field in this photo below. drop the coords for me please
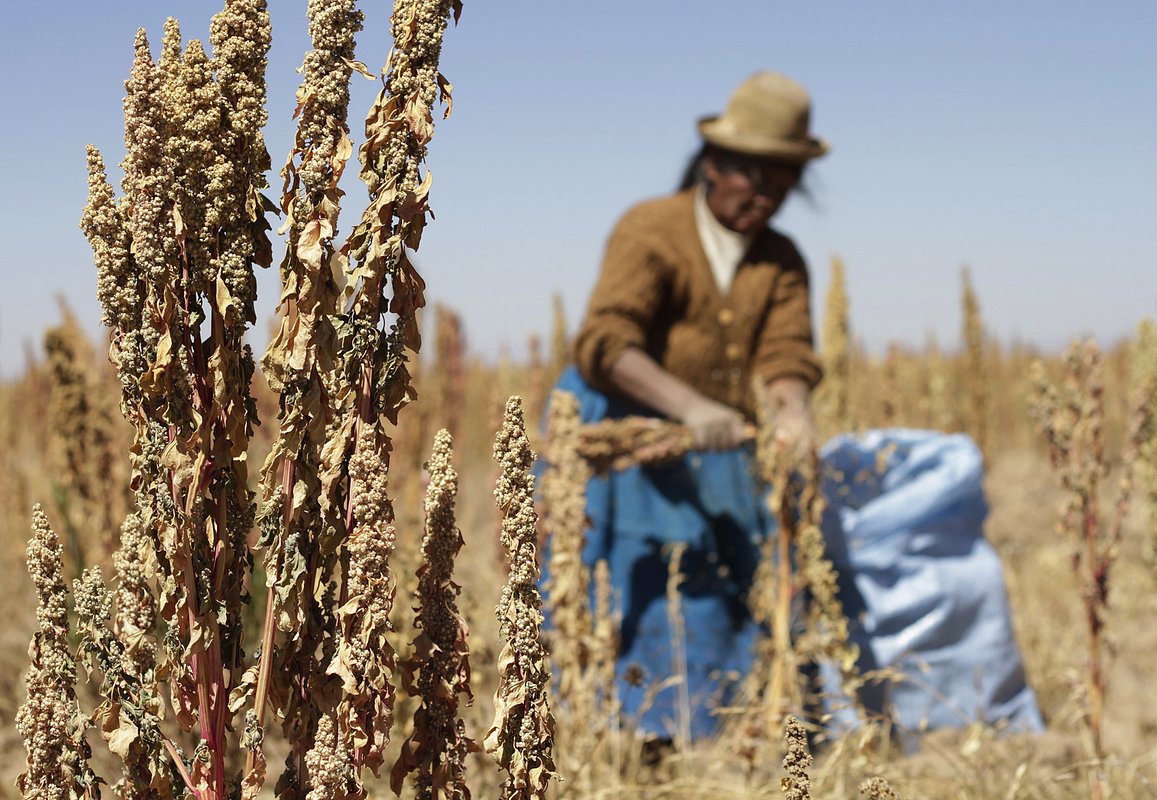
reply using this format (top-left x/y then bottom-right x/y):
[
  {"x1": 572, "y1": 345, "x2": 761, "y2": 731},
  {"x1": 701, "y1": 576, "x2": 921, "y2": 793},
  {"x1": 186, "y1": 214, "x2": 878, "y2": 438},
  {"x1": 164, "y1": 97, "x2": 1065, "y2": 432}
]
[
  {"x1": 6, "y1": 279, "x2": 1157, "y2": 800},
  {"x1": 3, "y1": 0, "x2": 1156, "y2": 798}
]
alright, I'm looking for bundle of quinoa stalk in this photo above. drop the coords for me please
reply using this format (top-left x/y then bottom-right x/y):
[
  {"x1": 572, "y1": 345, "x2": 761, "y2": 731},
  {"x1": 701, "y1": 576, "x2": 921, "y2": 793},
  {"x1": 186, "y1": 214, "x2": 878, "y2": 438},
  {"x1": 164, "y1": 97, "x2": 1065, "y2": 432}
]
[{"x1": 574, "y1": 417, "x2": 757, "y2": 473}]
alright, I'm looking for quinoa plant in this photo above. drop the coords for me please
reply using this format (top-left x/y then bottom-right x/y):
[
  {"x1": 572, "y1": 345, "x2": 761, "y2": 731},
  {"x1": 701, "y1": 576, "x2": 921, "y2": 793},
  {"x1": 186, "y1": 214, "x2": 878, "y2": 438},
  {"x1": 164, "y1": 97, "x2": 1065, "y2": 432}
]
[
  {"x1": 541, "y1": 390, "x2": 594, "y2": 702},
  {"x1": 486, "y1": 397, "x2": 558, "y2": 800},
  {"x1": 1030, "y1": 339, "x2": 1155, "y2": 798},
  {"x1": 960, "y1": 267, "x2": 988, "y2": 456},
  {"x1": 15, "y1": 506, "x2": 101, "y2": 800},
  {"x1": 392, "y1": 429, "x2": 476, "y2": 800},
  {"x1": 780, "y1": 715, "x2": 813, "y2": 800},
  {"x1": 25, "y1": 0, "x2": 462, "y2": 797},
  {"x1": 815, "y1": 255, "x2": 850, "y2": 437},
  {"x1": 432, "y1": 303, "x2": 467, "y2": 440},
  {"x1": 1131, "y1": 320, "x2": 1157, "y2": 577},
  {"x1": 924, "y1": 333, "x2": 954, "y2": 433},
  {"x1": 80, "y1": 4, "x2": 272, "y2": 794},
  {"x1": 251, "y1": 0, "x2": 366, "y2": 790},
  {"x1": 729, "y1": 405, "x2": 860, "y2": 762},
  {"x1": 548, "y1": 293, "x2": 570, "y2": 391},
  {"x1": 44, "y1": 307, "x2": 124, "y2": 565}
]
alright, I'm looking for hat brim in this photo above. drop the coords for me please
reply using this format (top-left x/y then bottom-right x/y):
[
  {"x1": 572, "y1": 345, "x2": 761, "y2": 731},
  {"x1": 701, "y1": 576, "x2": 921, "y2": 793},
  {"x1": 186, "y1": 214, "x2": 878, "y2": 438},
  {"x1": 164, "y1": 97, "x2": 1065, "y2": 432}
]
[{"x1": 698, "y1": 116, "x2": 830, "y2": 162}]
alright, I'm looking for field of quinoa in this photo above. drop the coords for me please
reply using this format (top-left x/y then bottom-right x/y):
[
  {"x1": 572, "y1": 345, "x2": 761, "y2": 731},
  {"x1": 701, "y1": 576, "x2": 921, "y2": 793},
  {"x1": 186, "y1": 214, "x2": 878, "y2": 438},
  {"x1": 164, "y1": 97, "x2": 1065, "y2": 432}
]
[{"x1": 2, "y1": 0, "x2": 1155, "y2": 798}]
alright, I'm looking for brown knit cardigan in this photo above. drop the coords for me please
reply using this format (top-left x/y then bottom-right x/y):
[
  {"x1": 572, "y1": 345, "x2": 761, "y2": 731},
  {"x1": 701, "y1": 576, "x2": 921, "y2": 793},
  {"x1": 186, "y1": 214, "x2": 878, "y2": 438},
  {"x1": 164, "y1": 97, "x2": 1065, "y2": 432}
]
[{"x1": 573, "y1": 189, "x2": 823, "y2": 420}]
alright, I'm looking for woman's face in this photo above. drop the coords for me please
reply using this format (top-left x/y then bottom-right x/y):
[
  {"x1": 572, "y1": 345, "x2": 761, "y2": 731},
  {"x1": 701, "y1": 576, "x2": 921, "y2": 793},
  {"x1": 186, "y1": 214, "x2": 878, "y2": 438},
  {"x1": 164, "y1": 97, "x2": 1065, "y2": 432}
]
[{"x1": 703, "y1": 154, "x2": 800, "y2": 236}]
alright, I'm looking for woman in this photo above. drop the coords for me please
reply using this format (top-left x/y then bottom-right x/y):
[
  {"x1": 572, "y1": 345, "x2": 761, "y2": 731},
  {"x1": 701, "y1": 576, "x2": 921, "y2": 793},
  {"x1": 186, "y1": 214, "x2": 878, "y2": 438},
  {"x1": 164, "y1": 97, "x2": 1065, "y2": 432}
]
[{"x1": 556, "y1": 71, "x2": 829, "y2": 739}]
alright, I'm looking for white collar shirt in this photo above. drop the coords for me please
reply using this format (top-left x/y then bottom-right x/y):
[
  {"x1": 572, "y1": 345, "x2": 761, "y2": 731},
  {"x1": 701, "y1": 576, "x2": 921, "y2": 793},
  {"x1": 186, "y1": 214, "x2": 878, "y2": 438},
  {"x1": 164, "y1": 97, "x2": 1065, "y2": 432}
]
[{"x1": 693, "y1": 184, "x2": 755, "y2": 295}]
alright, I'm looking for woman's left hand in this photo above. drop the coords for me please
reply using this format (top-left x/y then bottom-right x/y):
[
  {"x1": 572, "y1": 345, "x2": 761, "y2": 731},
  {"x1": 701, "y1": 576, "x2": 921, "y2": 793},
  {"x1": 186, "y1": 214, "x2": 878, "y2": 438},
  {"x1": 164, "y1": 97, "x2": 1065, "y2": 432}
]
[
  {"x1": 759, "y1": 376, "x2": 817, "y2": 455},
  {"x1": 770, "y1": 404, "x2": 817, "y2": 455}
]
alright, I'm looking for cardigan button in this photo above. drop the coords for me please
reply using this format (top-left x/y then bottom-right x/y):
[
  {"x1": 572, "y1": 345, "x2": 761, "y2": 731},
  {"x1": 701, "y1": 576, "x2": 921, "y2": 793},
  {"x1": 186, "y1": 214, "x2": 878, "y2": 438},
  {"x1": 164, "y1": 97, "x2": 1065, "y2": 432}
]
[
  {"x1": 725, "y1": 343, "x2": 742, "y2": 361},
  {"x1": 717, "y1": 308, "x2": 734, "y2": 326}
]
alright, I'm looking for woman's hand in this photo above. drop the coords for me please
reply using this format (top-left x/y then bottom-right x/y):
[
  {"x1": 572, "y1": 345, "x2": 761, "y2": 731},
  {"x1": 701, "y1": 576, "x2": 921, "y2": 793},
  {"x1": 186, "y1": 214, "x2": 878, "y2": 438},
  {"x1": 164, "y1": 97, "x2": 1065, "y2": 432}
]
[
  {"x1": 760, "y1": 376, "x2": 817, "y2": 455},
  {"x1": 769, "y1": 404, "x2": 817, "y2": 454},
  {"x1": 682, "y1": 396, "x2": 748, "y2": 451},
  {"x1": 608, "y1": 348, "x2": 748, "y2": 451}
]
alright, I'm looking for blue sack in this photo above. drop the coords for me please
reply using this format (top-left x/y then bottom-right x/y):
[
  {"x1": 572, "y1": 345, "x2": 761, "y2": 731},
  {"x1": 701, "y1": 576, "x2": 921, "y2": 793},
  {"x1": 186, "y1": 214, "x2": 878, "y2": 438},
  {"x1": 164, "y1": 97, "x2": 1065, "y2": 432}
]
[{"x1": 818, "y1": 429, "x2": 1044, "y2": 742}]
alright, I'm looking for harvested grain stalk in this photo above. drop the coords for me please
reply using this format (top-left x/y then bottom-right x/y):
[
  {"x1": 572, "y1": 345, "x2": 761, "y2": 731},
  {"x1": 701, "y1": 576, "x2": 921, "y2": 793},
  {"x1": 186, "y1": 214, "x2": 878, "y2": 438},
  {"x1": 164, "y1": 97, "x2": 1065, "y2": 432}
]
[{"x1": 574, "y1": 416, "x2": 758, "y2": 472}]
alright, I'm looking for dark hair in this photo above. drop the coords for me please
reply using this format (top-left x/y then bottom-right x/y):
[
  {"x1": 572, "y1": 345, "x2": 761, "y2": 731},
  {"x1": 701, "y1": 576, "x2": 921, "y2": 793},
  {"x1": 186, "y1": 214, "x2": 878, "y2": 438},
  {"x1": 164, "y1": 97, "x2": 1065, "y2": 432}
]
[
  {"x1": 677, "y1": 143, "x2": 716, "y2": 191},
  {"x1": 677, "y1": 143, "x2": 811, "y2": 200}
]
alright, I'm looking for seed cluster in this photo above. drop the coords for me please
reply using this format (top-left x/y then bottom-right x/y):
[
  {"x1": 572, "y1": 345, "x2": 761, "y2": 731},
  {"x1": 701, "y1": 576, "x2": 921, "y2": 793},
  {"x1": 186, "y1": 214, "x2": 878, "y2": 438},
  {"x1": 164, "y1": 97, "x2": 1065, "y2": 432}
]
[
  {"x1": 860, "y1": 776, "x2": 902, "y2": 800},
  {"x1": 298, "y1": 0, "x2": 363, "y2": 195},
  {"x1": 779, "y1": 716, "x2": 813, "y2": 800},
  {"x1": 574, "y1": 416, "x2": 697, "y2": 473},
  {"x1": 338, "y1": 441, "x2": 400, "y2": 773},
  {"x1": 1133, "y1": 320, "x2": 1157, "y2": 574},
  {"x1": 815, "y1": 255, "x2": 849, "y2": 435},
  {"x1": 486, "y1": 397, "x2": 558, "y2": 800},
  {"x1": 252, "y1": 2, "x2": 361, "y2": 786},
  {"x1": 82, "y1": 147, "x2": 134, "y2": 332},
  {"x1": 304, "y1": 715, "x2": 354, "y2": 800},
  {"x1": 112, "y1": 513, "x2": 159, "y2": 680},
  {"x1": 542, "y1": 390, "x2": 593, "y2": 699},
  {"x1": 123, "y1": 30, "x2": 177, "y2": 292},
  {"x1": 393, "y1": 429, "x2": 475, "y2": 800},
  {"x1": 16, "y1": 506, "x2": 99, "y2": 800},
  {"x1": 210, "y1": 0, "x2": 273, "y2": 311},
  {"x1": 792, "y1": 454, "x2": 861, "y2": 696},
  {"x1": 961, "y1": 267, "x2": 988, "y2": 457},
  {"x1": 44, "y1": 312, "x2": 123, "y2": 552}
]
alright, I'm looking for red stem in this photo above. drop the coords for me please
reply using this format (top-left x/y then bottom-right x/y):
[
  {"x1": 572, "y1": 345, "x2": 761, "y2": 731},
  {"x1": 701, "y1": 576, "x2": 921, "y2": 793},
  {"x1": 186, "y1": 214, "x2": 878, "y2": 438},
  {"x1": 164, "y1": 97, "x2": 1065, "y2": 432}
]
[
  {"x1": 163, "y1": 734, "x2": 203, "y2": 800},
  {"x1": 246, "y1": 440, "x2": 295, "y2": 781}
]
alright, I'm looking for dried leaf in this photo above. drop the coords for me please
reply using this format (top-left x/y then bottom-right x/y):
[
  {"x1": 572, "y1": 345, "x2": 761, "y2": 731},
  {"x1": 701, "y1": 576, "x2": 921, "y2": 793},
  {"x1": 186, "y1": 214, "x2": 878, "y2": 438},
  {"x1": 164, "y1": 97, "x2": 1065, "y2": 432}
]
[
  {"x1": 103, "y1": 709, "x2": 139, "y2": 760},
  {"x1": 437, "y1": 72, "x2": 453, "y2": 119},
  {"x1": 342, "y1": 57, "x2": 377, "y2": 80},
  {"x1": 296, "y1": 217, "x2": 333, "y2": 269},
  {"x1": 241, "y1": 749, "x2": 266, "y2": 800}
]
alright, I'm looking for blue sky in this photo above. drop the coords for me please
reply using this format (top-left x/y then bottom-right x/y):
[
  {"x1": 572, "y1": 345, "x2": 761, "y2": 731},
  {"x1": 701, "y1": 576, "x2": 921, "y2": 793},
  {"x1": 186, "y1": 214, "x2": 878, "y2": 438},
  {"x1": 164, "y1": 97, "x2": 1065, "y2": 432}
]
[{"x1": 1, "y1": 1, "x2": 1154, "y2": 376}]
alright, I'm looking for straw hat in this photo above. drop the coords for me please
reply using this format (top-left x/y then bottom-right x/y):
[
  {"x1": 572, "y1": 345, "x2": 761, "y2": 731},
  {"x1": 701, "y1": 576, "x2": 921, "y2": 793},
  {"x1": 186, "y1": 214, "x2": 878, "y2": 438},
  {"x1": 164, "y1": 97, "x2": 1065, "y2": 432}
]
[{"x1": 698, "y1": 71, "x2": 829, "y2": 163}]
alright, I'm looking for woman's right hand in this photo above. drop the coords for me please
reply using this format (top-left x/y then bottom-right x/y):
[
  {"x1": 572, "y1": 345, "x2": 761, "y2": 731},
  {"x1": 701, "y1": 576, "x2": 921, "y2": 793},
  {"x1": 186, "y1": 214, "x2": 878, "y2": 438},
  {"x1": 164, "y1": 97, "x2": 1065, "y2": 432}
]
[
  {"x1": 681, "y1": 396, "x2": 748, "y2": 451},
  {"x1": 607, "y1": 348, "x2": 747, "y2": 450}
]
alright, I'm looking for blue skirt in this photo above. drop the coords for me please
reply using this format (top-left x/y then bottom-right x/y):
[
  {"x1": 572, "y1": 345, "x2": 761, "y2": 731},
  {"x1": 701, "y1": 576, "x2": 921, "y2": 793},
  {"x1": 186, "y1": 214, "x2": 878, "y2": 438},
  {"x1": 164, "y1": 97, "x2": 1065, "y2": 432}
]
[{"x1": 545, "y1": 367, "x2": 773, "y2": 739}]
